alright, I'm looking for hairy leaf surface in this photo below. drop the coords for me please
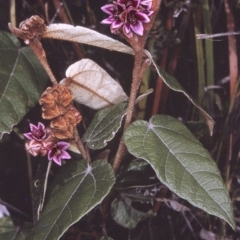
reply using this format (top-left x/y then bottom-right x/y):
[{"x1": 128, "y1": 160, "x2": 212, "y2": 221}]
[
  {"x1": 83, "y1": 101, "x2": 128, "y2": 149},
  {"x1": 43, "y1": 24, "x2": 134, "y2": 55},
  {"x1": 33, "y1": 160, "x2": 115, "y2": 240},
  {"x1": 124, "y1": 115, "x2": 235, "y2": 229},
  {"x1": 0, "y1": 31, "x2": 48, "y2": 138},
  {"x1": 60, "y1": 59, "x2": 128, "y2": 109}
]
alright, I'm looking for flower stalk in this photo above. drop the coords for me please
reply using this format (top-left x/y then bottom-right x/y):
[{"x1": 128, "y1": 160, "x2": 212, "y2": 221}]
[
  {"x1": 111, "y1": 0, "x2": 162, "y2": 173},
  {"x1": 8, "y1": 16, "x2": 58, "y2": 85}
]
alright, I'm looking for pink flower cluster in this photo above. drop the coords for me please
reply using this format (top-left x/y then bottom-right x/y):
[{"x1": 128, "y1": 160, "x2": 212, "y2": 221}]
[
  {"x1": 101, "y1": 0, "x2": 153, "y2": 38},
  {"x1": 24, "y1": 122, "x2": 71, "y2": 166}
]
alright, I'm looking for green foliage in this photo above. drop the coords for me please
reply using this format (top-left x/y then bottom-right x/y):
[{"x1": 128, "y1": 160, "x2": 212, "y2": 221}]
[
  {"x1": 0, "y1": 217, "x2": 16, "y2": 239},
  {"x1": 0, "y1": 31, "x2": 48, "y2": 138},
  {"x1": 111, "y1": 197, "x2": 150, "y2": 229},
  {"x1": 83, "y1": 101, "x2": 128, "y2": 149},
  {"x1": 32, "y1": 160, "x2": 115, "y2": 240},
  {"x1": 151, "y1": 60, "x2": 214, "y2": 134},
  {"x1": 124, "y1": 115, "x2": 235, "y2": 229}
]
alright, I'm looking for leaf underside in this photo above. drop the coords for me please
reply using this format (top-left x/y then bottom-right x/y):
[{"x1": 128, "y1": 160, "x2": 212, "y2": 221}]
[
  {"x1": 61, "y1": 59, "x2": 128, "y2": 109},
  {"x1": 43, "y1": 24, "x2": 134, "y2": 55},
  {"x1": 124, "y1": 115, "x2": 235, "y2": 229},
  {"x1": 0, "y1": 31, "x2": 48, "y2": 138}
]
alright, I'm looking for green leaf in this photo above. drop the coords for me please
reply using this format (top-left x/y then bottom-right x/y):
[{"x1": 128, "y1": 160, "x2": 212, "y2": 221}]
[
  {"x1": 0, "y1": 31, "x2": 49, "y2": 138},
  {"x1": 0, "y1": 217, "x2": 16, "y2": 239},
  {"x1": 150, "y1": 59, "x2": 214, "y2": 135},
  {"x1": 124, "y1": 115, "x2": 235, "y2": 229},
  {"x1": 33, "y1": 160, "x2": 115, "y2": 240},
  {"x1": 111, "y1": 197, "x2": 149, "y2": 229},
  {"x1": 83, "y1": 102, "x2": 128, "y2": 149}
]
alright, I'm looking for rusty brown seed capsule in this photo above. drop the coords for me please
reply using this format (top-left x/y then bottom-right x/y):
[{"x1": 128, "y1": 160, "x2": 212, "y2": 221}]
[
  {"x1": 19, "y1": 15, "x2": 46, "y2": 40},
  {"x1": 39, "y1": 85, "x2": 74, "y2": 119},
  {"x1": 39, "y1": 85, "x2": 82, "y2": 139}
]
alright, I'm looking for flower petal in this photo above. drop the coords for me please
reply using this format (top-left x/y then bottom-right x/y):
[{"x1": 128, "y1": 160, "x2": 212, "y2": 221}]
[
  {"x1": 101, "y1": 4, "x2": 115, "y2": 14},
  {"x1": 57, "y1": 141, "x2": 70, "y2": 151},
  {"x1": 140, "y1": 0, "x2": 152, "y2": 6},
  {"x1": 130, "y1": 20, "x2": 144, "y2": 35},
  {"x1": 111, "y1": 20, "x2": 124, "y2": 31},
  {"x1": 135, "y1": 11, "x2": 150, "y2": 22},
  {"x1": 26, "y1": 140, "x2": 42, "y2": 156},
  {"x1": 60, "y1": 150, "x2": 71, "y2": 159},
  {"x1": 52, "y1": 156, "x2": 62, "y2": 166},
  {"x1": 29, "y1": 123, "x2": 37, "y2": 132},
  {"x1": 37, "y1": 122, "x2": 45, "y2": 131},
  {"x1": 24, "y1": 132, "x2": 33, "y2": 140},
  {"x1": 101, "y1": 17, "x2": 114, "y2": 24}
]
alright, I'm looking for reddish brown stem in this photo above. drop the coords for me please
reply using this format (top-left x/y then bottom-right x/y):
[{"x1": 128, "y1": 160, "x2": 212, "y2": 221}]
[
  {"x1": 112, "y1": 0, "x2": 162, "y2": 174},
  {"x1": 29, "y1": 38, "x2": 58, "y2": 85},
  {"x1": 73, "y1": 127, "x2": 90, "y2": 163},
  {"x1": 8, "y1": 22, "x2": 58, "y2": 85},
  {"x1": 224, "y1": 0, "x2": 238, "y2": 99},
  {"x1": 112, "y1": 51, "x2": 144, "y2": 173}
]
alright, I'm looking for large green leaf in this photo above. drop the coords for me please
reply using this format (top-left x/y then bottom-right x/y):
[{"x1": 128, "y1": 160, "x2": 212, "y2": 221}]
[
  {"x1": 33, "y1": 160, "x2": 115, "y2": 240},
  {"x1": 83, "y1": 101, "x2": 128, "y2": 149},
  {"x1": 124, "y1": 115, "x2": 235, "y2": 229},
  {"x1": 0, "y1": 31, "x2": 48, "y2": 138}
]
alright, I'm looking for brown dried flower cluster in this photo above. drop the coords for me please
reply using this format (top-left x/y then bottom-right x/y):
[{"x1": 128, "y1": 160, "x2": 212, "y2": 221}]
[
  {"x1": 18, "y1": 15, "x2": 46, "y2": 41},
  {"x1": 39, "y1": 84, "x2": 82, "y2": 139}
]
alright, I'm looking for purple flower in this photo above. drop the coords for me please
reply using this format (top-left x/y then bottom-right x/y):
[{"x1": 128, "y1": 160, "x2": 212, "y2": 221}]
[
  {"x1": 101, "y1": 0, "x2": 152, "y2": 38},
  {"x1": 48, "y1": 142, "x2": 71, "y2": 166},
  {"x1": 25, "y1": 140, "x2": 42, "y2": 157},
  {"x1": 24, "y1": 122, "x2": 47, "y2": 141}
]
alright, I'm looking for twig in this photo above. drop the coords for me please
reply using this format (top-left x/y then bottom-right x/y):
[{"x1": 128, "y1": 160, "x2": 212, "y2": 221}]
[
  {"x1": 73, "y1": 127, "x2": 90, "y2": 163},
  {"x1": 28, "y1": 38, "x2": 58, "y2": 85},
  {"x1": 112, "y1": 0, "x2": 162, "y2": 174},
  {"x1": 8, "y1": 22, "x2": 58, "y2": 85},
  {"x1": 224, "y1": 0, "x2": 238, "y2": 99},
  {"x1": 40, "y1": 160, "x2": 52, "y2": 212}
]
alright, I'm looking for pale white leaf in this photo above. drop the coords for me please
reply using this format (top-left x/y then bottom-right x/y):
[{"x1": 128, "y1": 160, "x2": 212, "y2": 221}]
[
  {"x1": 60, "y1": 59, "x2": 128, "y2": 109},
  {"x1": 42, "y1": 24, "x2": 134, "y2": 55},
  {"x1": 0, "y1": 204, "x2": 9, "y2": 218}
]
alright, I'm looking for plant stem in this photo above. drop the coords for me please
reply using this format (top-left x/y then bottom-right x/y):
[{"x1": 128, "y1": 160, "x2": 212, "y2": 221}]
[
  {"x1": 8, "y1": 23, "x2": 58, "y2": 85},
  {"x1": 28, "y1": 38, "x2": 58, "y2": 85},
  {"x1": 40, "y1": 160, "x2": 52, "y2": 212},
  {"x1": 73, "y1": 127, "x2": 90, "y2": 163},
  {"x1": 112, "y1": 0, "x2": 162, "y2": 174},
  {"x1": 112, "y1": 50, "x2": 143, "y2": 173}
]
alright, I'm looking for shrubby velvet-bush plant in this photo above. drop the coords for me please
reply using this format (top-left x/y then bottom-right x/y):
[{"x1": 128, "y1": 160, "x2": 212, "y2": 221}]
[{"x1": 0, "y1": 0, "x2": 236, "y2": 239}]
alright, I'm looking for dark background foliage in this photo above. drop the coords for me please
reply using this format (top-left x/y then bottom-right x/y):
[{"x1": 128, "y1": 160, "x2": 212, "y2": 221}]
[{"x1": 0, "y1": 0, "x2": 240, "y2": 239}]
